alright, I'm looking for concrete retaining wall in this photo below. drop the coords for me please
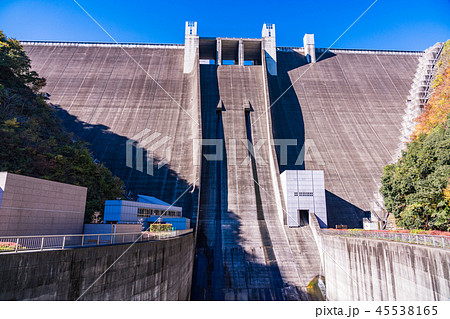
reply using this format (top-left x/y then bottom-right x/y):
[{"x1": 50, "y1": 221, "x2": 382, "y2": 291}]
[
  {"x1": 0, "y1": 172, "x2": 86, "y2": 236},
  {"x1": 0, "y1": 233, "x2": 194, "y2": 300},
  {"x1": 320, "y1": 234, "x2": 450, "y2": 301}
]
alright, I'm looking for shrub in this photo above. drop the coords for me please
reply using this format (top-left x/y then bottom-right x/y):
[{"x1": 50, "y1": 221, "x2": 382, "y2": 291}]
[{"x1": 149, "y1": 224, "x2": 173, "y2": 232}]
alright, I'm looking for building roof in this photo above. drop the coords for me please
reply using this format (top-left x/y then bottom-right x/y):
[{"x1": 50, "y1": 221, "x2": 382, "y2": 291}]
[{"x1": 137, "y1": 195, "x2": 171, "y2": 206}]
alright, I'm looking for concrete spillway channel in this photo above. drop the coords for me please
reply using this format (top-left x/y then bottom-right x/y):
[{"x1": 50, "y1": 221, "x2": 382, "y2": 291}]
[{"x1": 192, "y1": 64, "x2": 319, "y2": 300}]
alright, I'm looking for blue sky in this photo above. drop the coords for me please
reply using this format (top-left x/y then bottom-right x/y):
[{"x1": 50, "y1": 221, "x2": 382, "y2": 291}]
[{"x1": 0, "y1": 0, "x2": 449, "y2": 50}]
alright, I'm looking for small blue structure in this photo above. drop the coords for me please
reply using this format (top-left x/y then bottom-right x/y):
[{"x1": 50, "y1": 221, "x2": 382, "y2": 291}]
[{"x1": 103, "y1": 195, "x2": 190, "y2": 230}]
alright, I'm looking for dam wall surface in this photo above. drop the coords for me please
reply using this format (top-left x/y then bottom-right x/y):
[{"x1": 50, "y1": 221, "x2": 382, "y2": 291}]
[
  {"x1": 22, "y1": 42, "x2": 201, "y2": 223},
  {"x1": 270, "y1": 49, "x2": 420, "y2": 227},
  {"x1": 0, "y1": 233, "x2": 195, "y2": 300},
  {"x1": 23, "y1": 41, "x2": 421, "y2": 230},
  {"x1": 22, "y1": 39, "x2": 425, "y2": 301}
]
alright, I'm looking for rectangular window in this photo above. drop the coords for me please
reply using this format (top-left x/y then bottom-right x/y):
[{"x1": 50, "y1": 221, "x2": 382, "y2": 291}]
[
  {"x1": 138, "y1": 208, "x2": 181, "y2": 218},
  {"x1": 137, "y1": 208, "x2": 151, "y2": 218},
  {"x1": 294, "y1": 192, "x2": 313, "y2": 196}
]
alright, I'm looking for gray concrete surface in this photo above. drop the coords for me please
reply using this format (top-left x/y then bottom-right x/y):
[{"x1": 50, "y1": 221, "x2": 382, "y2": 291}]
[
  {"x1": 0, "y1": 232, "x2": 194, "y2": 300},
  {"x1": 0, "y1": 172, "x2": 86, "y2": 236},
  {"x1": 320, "y1": 233, "x2": 450, "y2": 301},
  {"x1": 308, "y1": 213, "x2": 450, "y2": 301}
]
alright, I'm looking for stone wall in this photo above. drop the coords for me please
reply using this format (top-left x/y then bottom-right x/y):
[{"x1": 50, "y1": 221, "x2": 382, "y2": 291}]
[{"x1": 0, "y1": 233, "x2": 194, "y2": 300}]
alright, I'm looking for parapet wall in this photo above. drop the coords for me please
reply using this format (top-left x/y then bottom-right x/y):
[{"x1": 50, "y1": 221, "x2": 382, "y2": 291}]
[
  {"x1": 317, "y1": 231, "x2": 450, "y2": 300},
  {"x1": 0, "y1": 233, "x2": 194, "y2": 300}
]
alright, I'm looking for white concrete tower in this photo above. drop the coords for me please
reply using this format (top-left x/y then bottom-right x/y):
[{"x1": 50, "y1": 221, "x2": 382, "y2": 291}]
[
  {"x1": 303, "y1": 34, "x2": 316, "y2": 64},
  {"x1": 184, "y1": 21, "x2": 199, "y2": 73},
  {"x1": 262, "y1": 23, "x2": 277, "y2": 76}
]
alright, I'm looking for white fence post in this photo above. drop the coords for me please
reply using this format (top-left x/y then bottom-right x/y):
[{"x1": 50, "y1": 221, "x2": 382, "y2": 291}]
[
  {"x1": 40, "y1": 237, "x2": 44, "y2": 251},
  {"x1": 15, "y1": 238, "x2": 19, "y2": 253},
  {"x1": 62, "y1": 236, "x2": 66, "y2": 249}
]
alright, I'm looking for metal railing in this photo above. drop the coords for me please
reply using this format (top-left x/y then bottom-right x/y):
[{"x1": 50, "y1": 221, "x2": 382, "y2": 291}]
[
  {"x1": 424, "y1": 43, "x2": 445, "y2": 102},
  {"x1": 20, "y1": 40, "x2": 184, "y2": 48},
  {"x1": 322, "y1": 229, "x2": 450, "y2": 249},
  {"x1": 0, "y1": 229, "x2": 193, "y2": 254},
  {"x1": 276, "y1": 46, "x2": 423, "y2": 55}
]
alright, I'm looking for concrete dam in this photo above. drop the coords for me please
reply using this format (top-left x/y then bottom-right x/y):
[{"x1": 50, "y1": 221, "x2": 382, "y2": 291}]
[{"x1": 20, "y1": 22, "x2": 436, "y2": 300}]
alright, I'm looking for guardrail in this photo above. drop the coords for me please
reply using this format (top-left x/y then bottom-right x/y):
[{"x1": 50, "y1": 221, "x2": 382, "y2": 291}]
[
  {"x1": 20, "y1": 40, "x2": 184, "y2": 48},
  {"x1": 0, "y1": 229, "x2": 193, "y2": 254},
  {"x1": 322, "y1": 229, "x2": 450, "y2": 249},
  {"x1": 276, "y1": 47, "x2": 424, "y2": 55}
]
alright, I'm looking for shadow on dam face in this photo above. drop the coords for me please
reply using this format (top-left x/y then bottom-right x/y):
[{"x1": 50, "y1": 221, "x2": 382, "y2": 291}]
[{"x1": 53, "y1": 105, "x2": 199, "y2": 223}]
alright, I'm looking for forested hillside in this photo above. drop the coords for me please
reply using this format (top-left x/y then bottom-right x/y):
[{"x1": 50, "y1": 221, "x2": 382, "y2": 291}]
[
  {"x1": 381, "y1": 40, "x2": 450, "y2": 231},
  {"x1": 0, "y1": 31, "x2": 125, "y2": 222}
]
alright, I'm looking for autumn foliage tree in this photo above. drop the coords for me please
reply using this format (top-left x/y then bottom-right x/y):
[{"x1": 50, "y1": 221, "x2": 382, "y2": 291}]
[{"x1": 380, "y1": 118, "x2": 450, "y2": 230}]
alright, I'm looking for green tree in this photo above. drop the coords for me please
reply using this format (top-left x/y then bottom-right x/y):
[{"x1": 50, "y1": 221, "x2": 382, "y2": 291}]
[
  {"x1": 381, "y1": 117, "x2": 450, "y2": 230},
  {"x1": 0, "y1": 31, "x2": 46, "y2": 91}
]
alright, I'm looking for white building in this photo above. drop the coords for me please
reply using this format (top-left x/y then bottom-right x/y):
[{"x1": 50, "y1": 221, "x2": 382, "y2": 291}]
[{"x1": 280, "y1": 170, "x2": 327, "y2": 228}]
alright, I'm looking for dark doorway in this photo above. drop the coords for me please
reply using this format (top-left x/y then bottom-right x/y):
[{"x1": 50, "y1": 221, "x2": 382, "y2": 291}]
[{"x1": 298, "y1": 210, "x2": 309, "y2": 226}]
